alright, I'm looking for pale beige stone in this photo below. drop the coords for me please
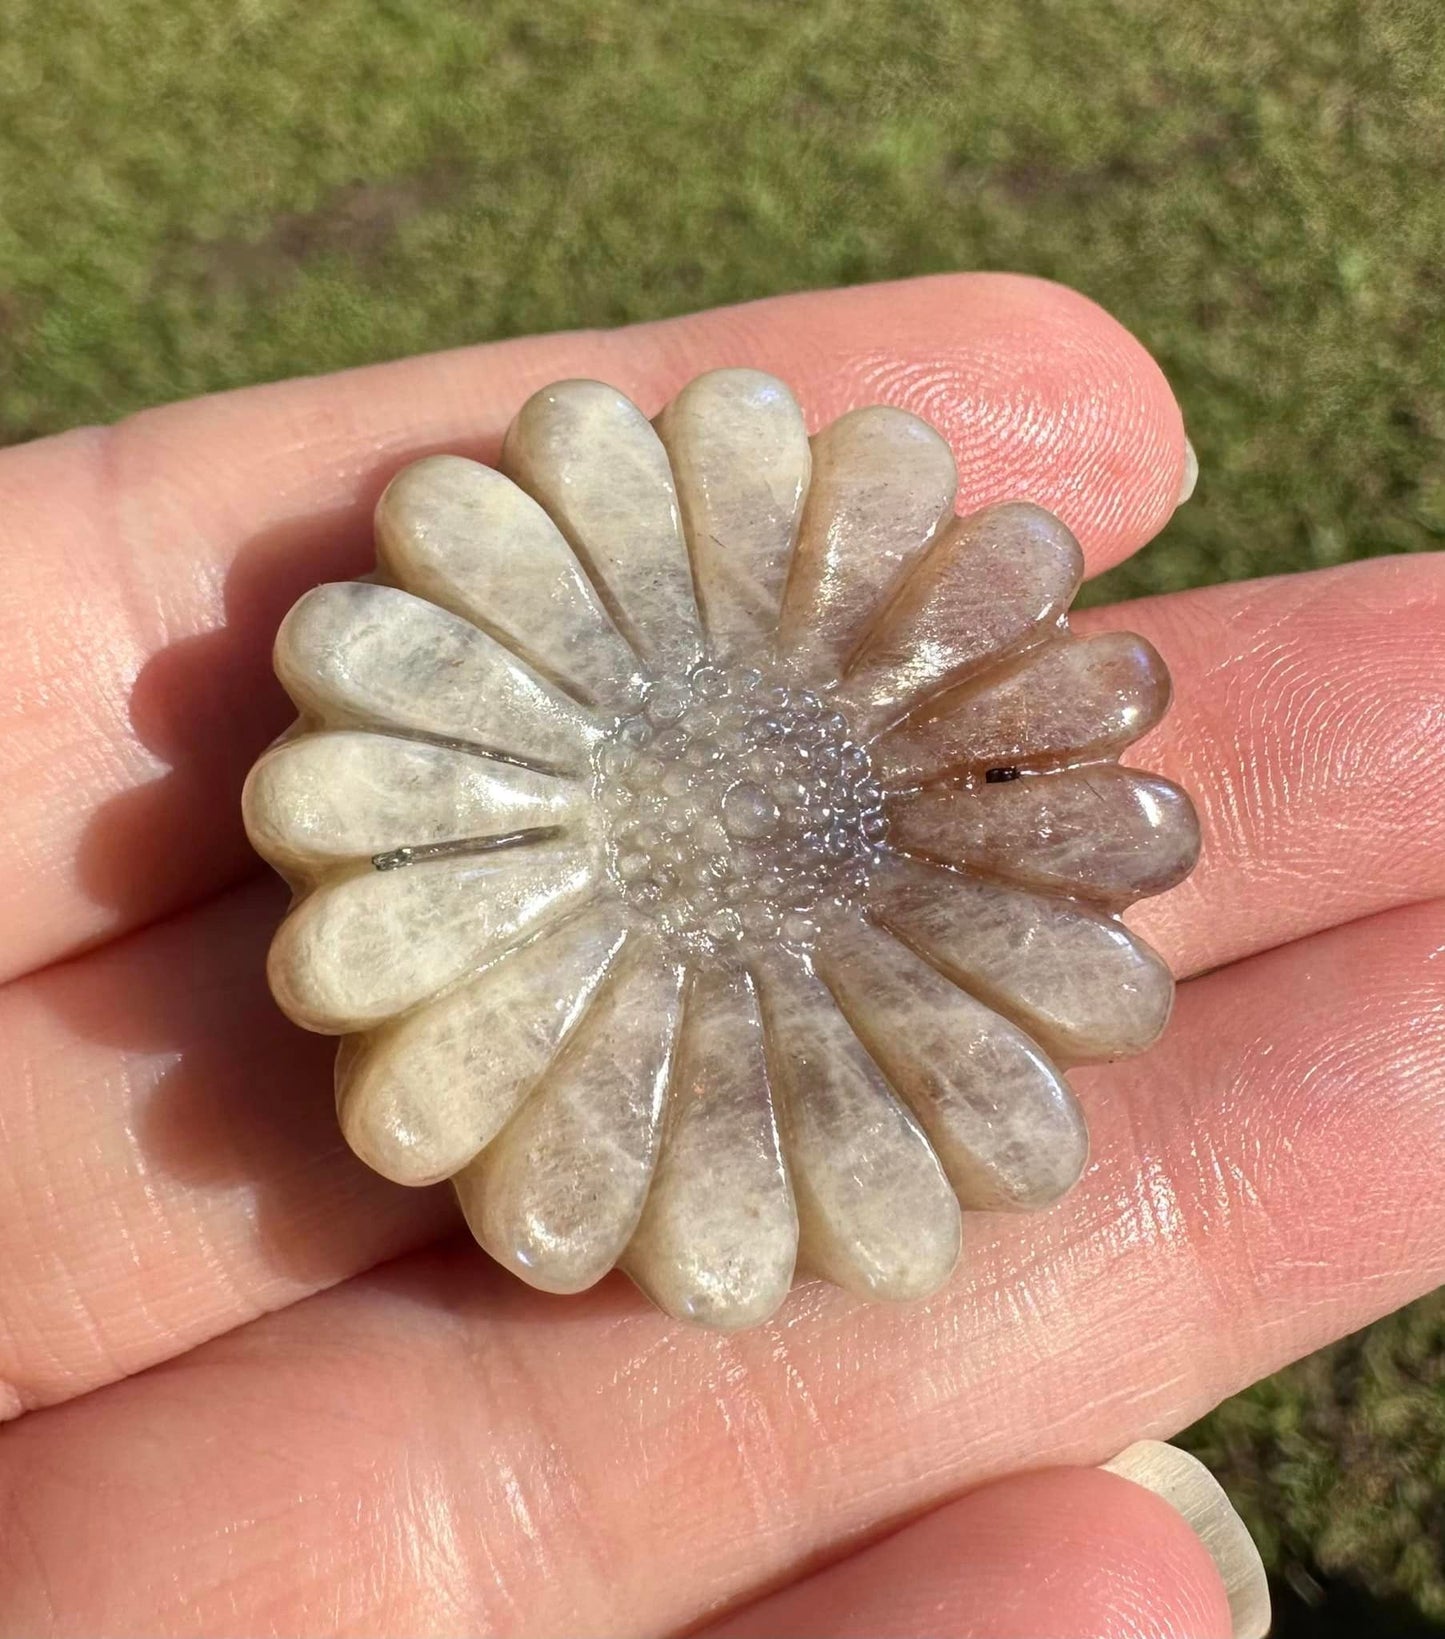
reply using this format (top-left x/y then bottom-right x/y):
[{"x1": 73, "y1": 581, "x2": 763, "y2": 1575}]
[
  {"x1": 842, "y1": 503, "x2": 1084, "y2": 733},
  {"x1": 754, "y1": 947, "x2": 961, "y2": 1300},
  {"x1": 890, "y1": 765, "x2": 1201, "y2": 908},
  {"x1": 654, "y1": 369, "x2": 810, "y2": 662},
  {"x1": 248, "y1": 370, "x2": 1203, "y2": 1327},
  {"x1": 777, "y1": 406, "x2": 957, "y2": 682},
  {"x1": 267, "y1": 838, "x2": 599, "y2": 1034},
  {"x1": 338, "y1": 905, "x2": 631, "y2": 1185},
  {"x1": 814, "y1": 916, "x2": 1088, "y2": 1211},
  {"x1": 503, "y1": 380, "x2": 703, "y2": 675},
  {"x1": 275, "y1": 581, "x2": 601, "y2": 773},
  {"x1": 874, "y1": 630, "x2": 1170, "y2": 785},
  {"x1": 243, "y1": 729, "x2": 585, "y2": 879},
  {"x1": 456, "y1": 937, "x2": 686, "y2": 1294},
  {"x1": 870, "y1": 856, "x2": 1173, "y2": 1064},
  {"x1": 625, "y1": 965, "x2": 797, "y2": 1328},
  {"x1": 375, "y1": 454, "x2": 638, "y2": 706}
]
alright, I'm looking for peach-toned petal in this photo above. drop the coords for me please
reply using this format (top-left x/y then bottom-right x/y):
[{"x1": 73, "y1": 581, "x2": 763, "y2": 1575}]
[
  {"x1": 874, "y1": 631, "x2": 1170, "y2": 786},
  {"x1": 776, "y1": 406, "x2": 956, "y2": 683},
  {"x1": 889, "y1": 766, "x2": 1201, "y2": 908},
  {"x1": 840, "y1": 503, "x2": 1084, "y2": 734}
]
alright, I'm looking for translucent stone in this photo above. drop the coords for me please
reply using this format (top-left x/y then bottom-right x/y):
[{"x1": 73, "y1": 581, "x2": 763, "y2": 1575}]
[
  {"x1": 275, "y1": 582, "x2": 602, "y2": 774},
  {"x1": 655, "y1": 369, "x2": 810, "y2": 661},
  {"x1": 888, "y1": 766, "x2": 1201, "y2": 908},
  {"x1": 455, "y1": 938, "x2": 685, "y2": 1293},
  {"x1": 839, "y1": 503, "x2": 1084, "y2": 734},
  {"x1": 374, "y1": 454, "x2": 636, "y2": 705},
  {"x1": 243, "y1": 730, "x2": 582, "y2": 878},
  {"x1": 777, "y1": 406, "x2": 957, "y2": 682},
  {"x1": 338, "y1": 905, "x2": 631, "y2": 1184},
  {"x1": 625, "y1": 966, "x2": 796, "y2": 1327},
  {"x1": 247, "y1": 367, "x2": 1200, "y2": 1330},
  {"x1": 875, "y1": 631, "x2": 1172, "y2": 786},
  {"x1": 502, "y1": 380, "x2": 703, "y2": 675}
]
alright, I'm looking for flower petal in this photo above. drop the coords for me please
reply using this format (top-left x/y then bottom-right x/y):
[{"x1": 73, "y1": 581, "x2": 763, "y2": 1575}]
[
  {"x1": 777, "y1": 406, "x2": 957, "y2": 683},
  {"x1": 870, "y1": 856, "x2": 1174, "y2": 1063},
  {"x1": 502, "y1": 381, "x2": 703, "y2": 674},
  {"x1": 624, "y1": 965, "x2": 797, "y2": 1329},
  {"x1": 654, "y1": 369, "x2": 810, "y2": 662},
  {"x1": 874, "y1": 631, "x2": 1170, "y2": 786},
  {"x1": 814, "y1": 917, "x2": 1087, "y2": 1211},
  {"x1": 839, "y1": 503, "x2": 1084, "y2": 734},
  {"x1": 276, "y1": 582, "x2": 601, "y2": 773},
  {"x1": 243, "y1": 729, "x2": 585, "y2": 876},
  {"x1": 375, "y1": 455, "x2": 638, "y2": 706},
  {"x1": 267, "y1": 837, "x2": 599, "y2": 1033},
  {"x1": 889, "y1": 766, "x2": 1201, "y2": 908},
  {"x1": 753, "y1": 946, "x2": 961, "y2": 1300},
  {"x1": 336, "y1": 904, "x2": 632, "y2": 1186},
  {"x1": 455, "y1": 936, "x2": 686, "y2": 1294}
]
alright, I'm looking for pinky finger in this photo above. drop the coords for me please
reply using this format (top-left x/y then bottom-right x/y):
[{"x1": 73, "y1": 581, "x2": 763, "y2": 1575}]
[{"x1": 696, "y1": 1443, "x2": 1267, "y2": 1639}]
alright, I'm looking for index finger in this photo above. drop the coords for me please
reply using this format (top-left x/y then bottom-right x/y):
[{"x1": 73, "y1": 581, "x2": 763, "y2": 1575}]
[{"x1": 0, "y1": 272, "x2": 1185, "y2": 981}]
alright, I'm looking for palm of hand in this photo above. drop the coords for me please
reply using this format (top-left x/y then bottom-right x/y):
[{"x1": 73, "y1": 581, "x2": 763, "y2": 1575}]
[{"x1": 0, "y1": 274, "x2": 1439, "y2": 1639}]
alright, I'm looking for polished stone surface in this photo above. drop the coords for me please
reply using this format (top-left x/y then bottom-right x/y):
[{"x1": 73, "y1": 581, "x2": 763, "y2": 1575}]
[{"x1": 245, "y1": 368, "x2": 1200, "y2": 1327}]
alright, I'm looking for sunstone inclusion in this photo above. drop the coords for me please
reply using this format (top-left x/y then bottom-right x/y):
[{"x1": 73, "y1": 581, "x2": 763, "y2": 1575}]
[{"x1": 595, "y1": 662, "x2": 888, "y2": 959}]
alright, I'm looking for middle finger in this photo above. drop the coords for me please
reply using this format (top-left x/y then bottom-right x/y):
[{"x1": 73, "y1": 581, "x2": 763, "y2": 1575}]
[{"x1": 0, "y1": 551, "x2": 1440, "y2": 1409}]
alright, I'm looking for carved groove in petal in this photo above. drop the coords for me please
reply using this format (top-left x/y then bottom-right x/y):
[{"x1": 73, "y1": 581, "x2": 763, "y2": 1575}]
[
  {"x1": 777, "y1": 406, "x2": 957, "y2": 683},
  {"x1": 655, "y1": 369, "x2": 811, "y2": 663},
  {"x1": 870, "y1": 856, "x2": 1174, "y2": 1064},
  {"x1": 840, "y1": 503, "x2": 1085, "y2": 734},
  {"x1": 243, "y1": 730, "x2": 584, "y2": 876},
  {"x1": 456, "y1": 936, "x2": 685, "y2": 1294},
  {"x1": 874, "y1": 631, "x2": 1171, "y2": 786},
  {"x1": 502, "y1": 381, "x2": 703, "y2": 674},
  {"x1": 625, "y1": 965, "x2": 796, "y2": 1329},
  {"x1": 889, "y1": 766, "x2": 1202, "y2": 908},
  {"x1": 753, "y1": 947, "x2": 961, "y2": 1300},
  {"x1": 338, "y1": 904, "x2": 632, "y2": 1185},
  {"x1": 375, "y1": 455, "x2": 638, "y2": 706},
  {"x1": 275, "y1": 582, "x2": 601, "y2": 773},
  {"x1": 813, "y1": 917, "x2": 1088, "y2": 1212},
  {"x1": 267, "y1": 838, "x2": 599, "y2": 1034}
]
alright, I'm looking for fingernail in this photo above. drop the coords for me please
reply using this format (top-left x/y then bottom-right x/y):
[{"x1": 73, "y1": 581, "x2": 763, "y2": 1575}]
[
  {"x1": 1176, "y1": 438, "x2": 1199, "y2": 507},
  {"x1": 1102, "y1": 1440, "x2": 1269, "y2": 1639}
]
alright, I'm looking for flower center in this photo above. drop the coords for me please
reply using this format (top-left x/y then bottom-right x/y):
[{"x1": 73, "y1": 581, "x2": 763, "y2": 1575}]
[{"x1": 594, "y1": 662, "x2": 888, "y2": 958}]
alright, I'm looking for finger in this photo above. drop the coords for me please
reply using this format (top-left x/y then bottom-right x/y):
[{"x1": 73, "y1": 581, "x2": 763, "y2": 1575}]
[
  {"x1": 4, "y1": 554, "x2": 1443, "y2": 1409},
  {"x1": 0, "y1": 899, "x2": 1438, "y2": 1637},
  {"x1": 0, "y1": 272, "x2": 1185, "y2": 982},
  {"x1": 698, "y1": 1463, "x2": 1246, "y2": 1639}
]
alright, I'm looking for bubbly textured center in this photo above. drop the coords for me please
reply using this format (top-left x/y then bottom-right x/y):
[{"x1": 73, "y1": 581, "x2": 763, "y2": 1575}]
[{"x1": 594, "y1": 663, "x2": 888, "y2": 957}]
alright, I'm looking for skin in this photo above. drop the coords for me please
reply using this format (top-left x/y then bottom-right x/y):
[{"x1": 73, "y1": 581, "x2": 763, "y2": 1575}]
[{"x1": 0, "y1": 272, "x2": 1440, "y2": 1636}]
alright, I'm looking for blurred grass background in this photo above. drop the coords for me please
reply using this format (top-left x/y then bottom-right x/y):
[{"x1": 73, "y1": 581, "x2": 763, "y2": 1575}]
[{"x1": 1, "y1": 0, "x2": 1441, "y2": 1623}]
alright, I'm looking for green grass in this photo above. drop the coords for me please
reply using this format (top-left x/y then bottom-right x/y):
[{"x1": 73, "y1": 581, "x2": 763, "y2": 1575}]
[{"x1": 2, "y1": 0, "x2": 1442, "y2": 1618}]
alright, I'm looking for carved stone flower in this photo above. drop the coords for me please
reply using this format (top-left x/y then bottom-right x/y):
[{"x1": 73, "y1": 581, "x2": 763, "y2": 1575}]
[{"x1": 244, "y1": 369, "x2": 1199, "y2": 1328}]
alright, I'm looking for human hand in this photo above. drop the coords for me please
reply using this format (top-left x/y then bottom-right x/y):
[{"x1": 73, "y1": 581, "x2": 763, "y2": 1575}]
[{"x1": 0, "y1": 274, "x2": 1440, "y2": 1636}]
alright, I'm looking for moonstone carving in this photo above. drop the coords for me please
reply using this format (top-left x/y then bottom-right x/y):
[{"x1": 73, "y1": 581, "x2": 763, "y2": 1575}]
[{"x1": 244, "y1": 370, "x2": 1200, "y2": 1329}]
